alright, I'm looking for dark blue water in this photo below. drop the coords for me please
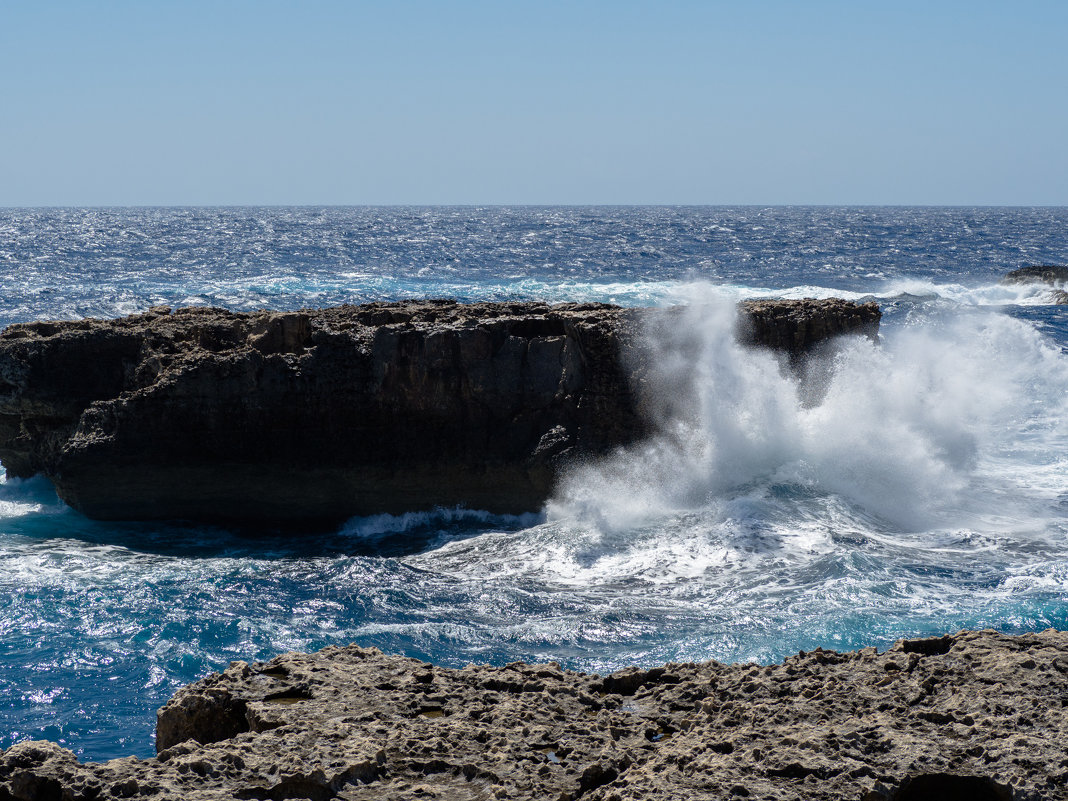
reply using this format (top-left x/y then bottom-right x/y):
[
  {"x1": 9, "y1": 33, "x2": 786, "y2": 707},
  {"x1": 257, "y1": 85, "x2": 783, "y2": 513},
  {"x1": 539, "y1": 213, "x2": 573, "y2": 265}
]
[{"x1": 1, "y1": 206, "x2": 1067, "y2": 760}]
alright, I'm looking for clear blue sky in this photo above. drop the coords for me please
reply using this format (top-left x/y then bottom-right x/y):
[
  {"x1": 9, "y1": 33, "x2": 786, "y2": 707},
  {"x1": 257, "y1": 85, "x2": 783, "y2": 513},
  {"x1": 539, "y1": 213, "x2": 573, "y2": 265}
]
[{"x1": 2, "y1": 1, "x2": 1065, "y2": 206}]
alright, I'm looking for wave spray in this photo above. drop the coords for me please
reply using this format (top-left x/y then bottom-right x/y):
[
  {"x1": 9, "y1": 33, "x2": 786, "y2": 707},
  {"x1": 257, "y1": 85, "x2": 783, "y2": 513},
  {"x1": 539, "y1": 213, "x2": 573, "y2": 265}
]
[{"x1": 549, "y1": 283, "x2": 1068, "y2": 536}]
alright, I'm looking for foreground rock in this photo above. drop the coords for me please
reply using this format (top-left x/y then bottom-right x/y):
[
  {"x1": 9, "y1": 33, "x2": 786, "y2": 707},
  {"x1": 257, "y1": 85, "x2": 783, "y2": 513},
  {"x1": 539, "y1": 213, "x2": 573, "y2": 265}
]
[
  {"x1": 1, "y1": 629, "x2": 1064, "y2": 799},
  {"x1": 0, "y1": 299, "x2": 879, "y2": 525}
]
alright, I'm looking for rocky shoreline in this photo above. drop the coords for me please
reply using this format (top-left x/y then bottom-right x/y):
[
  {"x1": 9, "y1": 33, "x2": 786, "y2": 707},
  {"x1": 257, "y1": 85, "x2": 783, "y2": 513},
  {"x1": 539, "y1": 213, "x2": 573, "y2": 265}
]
[
  {"x1": 0, "y1": 629, "x2": 1063, "y2": 800},
  {"x1": 0, "y1": 298, "x2": 879, "y2": 526}
]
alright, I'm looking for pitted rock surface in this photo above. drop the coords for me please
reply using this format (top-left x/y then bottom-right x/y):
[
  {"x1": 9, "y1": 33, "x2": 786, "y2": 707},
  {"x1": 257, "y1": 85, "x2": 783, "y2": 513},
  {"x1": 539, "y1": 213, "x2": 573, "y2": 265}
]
[
  {"x1": 0, "y1": 299, "x2": 879, "y2": 525},
  {"x1": 0, "y1": 629, "x2": 1065, "y2": 800}
]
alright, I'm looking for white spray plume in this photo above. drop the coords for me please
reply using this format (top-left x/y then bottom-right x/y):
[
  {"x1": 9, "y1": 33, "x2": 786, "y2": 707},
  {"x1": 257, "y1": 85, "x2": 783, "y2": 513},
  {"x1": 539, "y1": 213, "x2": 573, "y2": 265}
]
[{"x1": 548, "y1": 283, "x2": 1068, "y2": 534}]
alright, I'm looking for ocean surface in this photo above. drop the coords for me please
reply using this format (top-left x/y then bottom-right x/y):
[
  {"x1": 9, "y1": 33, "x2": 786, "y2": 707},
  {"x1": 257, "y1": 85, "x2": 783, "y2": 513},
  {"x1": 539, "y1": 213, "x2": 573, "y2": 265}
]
[{"x1": 1, "y1": 206, "x2": 1067, "y2": 761}]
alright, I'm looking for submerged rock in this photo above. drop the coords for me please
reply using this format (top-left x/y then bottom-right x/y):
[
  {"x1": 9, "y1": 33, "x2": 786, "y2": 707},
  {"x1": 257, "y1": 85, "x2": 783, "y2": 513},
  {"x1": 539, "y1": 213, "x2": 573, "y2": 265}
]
[
  {"x1": 0, "y1": 299, "x2": 879, "y2": 525},
  {"x1": 1, "y1": 629, "x2": 1064, "y2": 799}
]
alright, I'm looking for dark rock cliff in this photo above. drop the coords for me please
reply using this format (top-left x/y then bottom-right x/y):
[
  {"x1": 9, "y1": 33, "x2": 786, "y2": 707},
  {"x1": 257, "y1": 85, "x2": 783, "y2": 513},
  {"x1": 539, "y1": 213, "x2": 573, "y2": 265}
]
[
  {"x1": 1003, "y1": 265, "x2": 1068, "y2": 285},
  {"x1": 0, "y1": 299, "x2": 879, "y2": 525},
  {"x1": 0, "y1": 629, "x2": 1063, "y2": 800}
]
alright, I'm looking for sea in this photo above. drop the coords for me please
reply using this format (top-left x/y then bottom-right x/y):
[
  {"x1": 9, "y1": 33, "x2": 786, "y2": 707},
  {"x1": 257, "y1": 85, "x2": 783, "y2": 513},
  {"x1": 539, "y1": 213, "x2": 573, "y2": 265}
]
[{"x1": 1, "y1": 206, "x2": 1067, "y2": 761}]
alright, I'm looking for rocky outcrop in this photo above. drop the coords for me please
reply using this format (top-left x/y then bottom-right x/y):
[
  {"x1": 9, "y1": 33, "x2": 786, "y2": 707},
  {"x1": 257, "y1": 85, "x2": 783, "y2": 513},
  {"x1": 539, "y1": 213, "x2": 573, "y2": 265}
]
[
  {"x1": 1, "y1": 629, "x2": 1065, "y2": 799},
  {"x1": 1003, "y1": 266, "x2": 1068, "y2": 303},
  {"x1": 736, "y1": 298, "x2": 881, "y2": 356},
  {"x1": 1003, "y1": 265, "x2": 1068, "y2": 285},
  {"x1": 0, "y1": 299, "x2": 879, "y2": 525}
]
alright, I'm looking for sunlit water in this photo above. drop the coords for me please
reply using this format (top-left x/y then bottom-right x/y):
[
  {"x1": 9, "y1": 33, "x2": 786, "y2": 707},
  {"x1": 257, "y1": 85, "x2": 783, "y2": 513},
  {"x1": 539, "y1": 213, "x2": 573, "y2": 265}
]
[{"x1": 1, "y1": 206, "x2": 1067, "y2": 760}]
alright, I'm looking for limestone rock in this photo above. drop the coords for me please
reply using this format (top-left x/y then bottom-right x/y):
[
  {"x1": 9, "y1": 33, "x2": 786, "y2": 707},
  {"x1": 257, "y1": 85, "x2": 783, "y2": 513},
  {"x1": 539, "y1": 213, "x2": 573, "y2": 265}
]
[
  {"x1": 0, "y1": 299, "x2": 879, "y2": 525},
  {"x1": 1, "y1": 629, "x2": 1065, "y2": 799}
]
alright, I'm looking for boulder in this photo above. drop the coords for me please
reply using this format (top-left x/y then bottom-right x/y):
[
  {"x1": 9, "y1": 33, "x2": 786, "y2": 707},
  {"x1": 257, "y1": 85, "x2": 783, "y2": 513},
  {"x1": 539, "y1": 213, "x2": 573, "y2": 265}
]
[
  {"x1": 0, "y1": 629, "x2": 1064, "y2": 799},
  {"x1": 0, "y1": 299, "x2": 880, "y2": 525}
]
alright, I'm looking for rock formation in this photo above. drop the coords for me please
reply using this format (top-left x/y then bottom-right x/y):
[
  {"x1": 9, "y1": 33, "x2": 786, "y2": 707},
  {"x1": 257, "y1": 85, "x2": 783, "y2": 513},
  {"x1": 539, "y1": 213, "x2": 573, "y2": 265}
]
[
  {"x1": 1003, "y1": 266, "x2": 1068, "y2": 303},
  {"x1": 0, "y1": 299, "x2": 879, "y2": 525},
  {"x1": 1003, "y1": 265, "x2": 1068, "y2": 285},
  {"x1": 1, "y1": 629, "x2": 1064, "y2": 799}
]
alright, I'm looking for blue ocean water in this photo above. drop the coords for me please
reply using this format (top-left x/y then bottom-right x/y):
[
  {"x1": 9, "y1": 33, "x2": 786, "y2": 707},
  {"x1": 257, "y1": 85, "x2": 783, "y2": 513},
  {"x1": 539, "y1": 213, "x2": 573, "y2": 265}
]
[{"x1": 1, "y1": 206, "x2": 1067, "y2": 761}]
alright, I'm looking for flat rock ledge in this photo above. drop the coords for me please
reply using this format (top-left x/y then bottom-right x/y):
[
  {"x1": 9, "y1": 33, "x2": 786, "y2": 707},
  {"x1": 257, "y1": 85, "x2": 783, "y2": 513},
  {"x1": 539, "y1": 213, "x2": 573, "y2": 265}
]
[
  {"x1": 1, "y1": 629, "x2": 1065, "y2": 800},
  {"x1": 0, "y1": 299, "x2": 879, "y2": 526}
]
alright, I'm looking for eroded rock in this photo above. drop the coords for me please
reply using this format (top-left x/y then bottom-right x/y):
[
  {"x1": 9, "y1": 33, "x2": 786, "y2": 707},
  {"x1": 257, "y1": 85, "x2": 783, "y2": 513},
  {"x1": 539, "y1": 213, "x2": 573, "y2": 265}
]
[
  {"x1": 0, "y1": 299, "x2": 879, "y2": 525},
  {"x1": 1, "y1": 629, "x2": 1065, "y2": 800}
]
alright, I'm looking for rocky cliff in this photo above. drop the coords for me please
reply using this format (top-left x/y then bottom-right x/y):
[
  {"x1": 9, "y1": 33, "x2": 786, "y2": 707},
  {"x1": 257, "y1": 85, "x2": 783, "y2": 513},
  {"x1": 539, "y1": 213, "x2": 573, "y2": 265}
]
[
  {"x1": 0, "y1": 629, "x2": 1063, "y2": 800},
  {"x1": 0, "y1": 299, "x2": 879, "y2": 525}
]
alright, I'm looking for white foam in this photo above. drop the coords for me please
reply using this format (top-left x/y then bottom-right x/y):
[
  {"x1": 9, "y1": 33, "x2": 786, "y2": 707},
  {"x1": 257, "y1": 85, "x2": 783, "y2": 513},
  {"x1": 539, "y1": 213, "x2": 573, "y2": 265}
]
[
  {"x1": 677, "y1": 278, "x2": 1066, "y2": 308},
  {"x1": 0, "y1": 499, "x2": 43, "y2": 518},
  {"x1": 0, "y1": 474, "x2": 65, "y2": 520},
  {"x1": 338, "y1": 507, "x2": 543, "y2": 539},
  {"x1": 872, "y1": 278, "x2": 1062, "y2": 306}
]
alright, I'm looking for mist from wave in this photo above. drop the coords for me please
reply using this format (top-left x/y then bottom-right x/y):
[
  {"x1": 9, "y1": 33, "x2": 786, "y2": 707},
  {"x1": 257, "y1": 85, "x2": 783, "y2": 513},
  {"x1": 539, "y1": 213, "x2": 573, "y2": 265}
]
[{"x1": 547, "y1": 283, "x2": 1068, "y2": 533}]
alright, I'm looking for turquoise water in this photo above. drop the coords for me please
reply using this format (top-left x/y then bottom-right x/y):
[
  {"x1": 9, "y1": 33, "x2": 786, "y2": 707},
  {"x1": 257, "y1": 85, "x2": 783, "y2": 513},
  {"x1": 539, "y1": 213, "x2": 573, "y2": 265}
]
[{"x1": 1, "y1": 206, "x2": 1067, "y2": 760}]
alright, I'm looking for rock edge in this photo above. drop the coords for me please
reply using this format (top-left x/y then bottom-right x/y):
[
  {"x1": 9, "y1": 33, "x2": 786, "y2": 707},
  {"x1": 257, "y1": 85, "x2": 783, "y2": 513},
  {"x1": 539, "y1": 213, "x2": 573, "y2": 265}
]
[{"x1": 1, "y1": 629, "x2": 1063, "y2": 800}]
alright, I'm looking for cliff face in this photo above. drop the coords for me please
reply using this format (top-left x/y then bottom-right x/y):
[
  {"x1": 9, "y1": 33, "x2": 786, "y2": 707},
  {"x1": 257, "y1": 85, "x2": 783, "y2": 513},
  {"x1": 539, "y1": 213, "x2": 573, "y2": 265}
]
[
  {"x1": 0, "y1": 299, "x2": 879, "y2": 525},
  {"x1": 0, "y1": 629, "x2": 1063, "y2": 800}
]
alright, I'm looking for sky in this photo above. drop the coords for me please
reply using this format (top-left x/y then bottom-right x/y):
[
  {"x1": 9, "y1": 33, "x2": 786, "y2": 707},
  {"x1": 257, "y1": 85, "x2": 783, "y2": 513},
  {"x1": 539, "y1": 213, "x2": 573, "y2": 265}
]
[{"x1": 1, "y1": 1, "x2": 1066, "y2": 206}]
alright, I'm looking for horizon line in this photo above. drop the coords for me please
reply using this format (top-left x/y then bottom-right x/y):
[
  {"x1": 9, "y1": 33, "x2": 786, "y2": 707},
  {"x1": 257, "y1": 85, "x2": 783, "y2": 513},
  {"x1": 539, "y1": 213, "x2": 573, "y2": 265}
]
[{"x1": 3, "y1": 202, "x2": 1068, "y2": 211}]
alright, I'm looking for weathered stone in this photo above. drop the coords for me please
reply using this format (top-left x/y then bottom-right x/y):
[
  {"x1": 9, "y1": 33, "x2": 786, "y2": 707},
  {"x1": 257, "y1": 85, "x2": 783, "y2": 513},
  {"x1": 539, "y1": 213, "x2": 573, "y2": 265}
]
[
  {"x1": 1003, "y1": 265, "x2": 1068, "y2": 285},
  {"x1": 0, "y1": 629, "x2": 1065, "y2": 800},
  {"x1": 0, "y1": 299, "x2": 879, "y2": 525}
]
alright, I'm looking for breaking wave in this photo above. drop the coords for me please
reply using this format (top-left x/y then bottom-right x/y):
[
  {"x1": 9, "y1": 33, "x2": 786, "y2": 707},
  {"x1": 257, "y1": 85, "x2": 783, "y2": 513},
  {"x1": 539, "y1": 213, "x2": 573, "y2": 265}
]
[{"x1": 542, "y1": 281, "x2": 1068, "y2": 560}]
